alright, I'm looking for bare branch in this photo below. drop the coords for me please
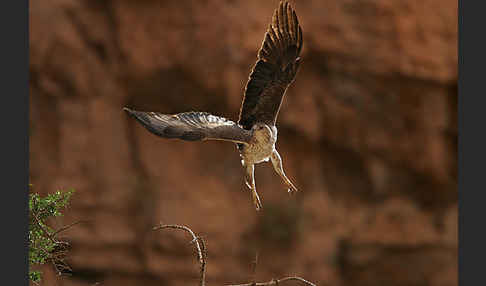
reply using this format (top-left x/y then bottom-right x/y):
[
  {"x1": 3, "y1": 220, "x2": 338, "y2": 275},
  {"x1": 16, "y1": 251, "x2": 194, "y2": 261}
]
[
  {"x1": 226, "y1": 276, "x2": 317, "y2": 286},
  {"x1": 153, "y1": 224, "x2": 207, "y2": 286},
  {"x1": 152, "y1": 223, "x2": 316, "y2": 286},
  {"x1": 198, "y1": 234, "x2": 207, "y2": 285},
  {"x1": 52, "y1": 220, "x2": 88, "y2": 236}
]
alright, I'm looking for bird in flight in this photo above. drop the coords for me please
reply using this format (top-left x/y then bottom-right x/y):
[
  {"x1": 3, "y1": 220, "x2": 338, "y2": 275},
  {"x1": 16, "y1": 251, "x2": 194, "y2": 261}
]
[{"x1": 124, "y1": 0, "x2": 303, "y2": 211}]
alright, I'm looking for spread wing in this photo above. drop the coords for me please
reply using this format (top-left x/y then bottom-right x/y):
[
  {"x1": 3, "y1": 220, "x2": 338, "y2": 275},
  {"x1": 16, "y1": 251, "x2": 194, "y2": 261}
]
[
  {"x1": 238, "y1": 0, "x2": 303, "y2": 130},
  {"x1": 124, "y1": 107, "x2": 252, "y2": 144}
]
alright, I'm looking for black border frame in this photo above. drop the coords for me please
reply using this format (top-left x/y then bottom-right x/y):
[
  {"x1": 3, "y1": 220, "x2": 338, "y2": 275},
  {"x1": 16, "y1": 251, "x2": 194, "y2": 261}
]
[
  {"x1": 458, "y1": 0, "x2": 484, "y2": 285},
  {"x1": 2, "y1": 0, "x2": 29, "y2": 285}
]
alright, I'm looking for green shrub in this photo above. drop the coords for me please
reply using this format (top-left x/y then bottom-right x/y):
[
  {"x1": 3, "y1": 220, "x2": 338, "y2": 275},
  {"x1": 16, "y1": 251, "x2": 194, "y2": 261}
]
[{"x1": 28, "y1": 187, "x2": 75, "y2": 284}]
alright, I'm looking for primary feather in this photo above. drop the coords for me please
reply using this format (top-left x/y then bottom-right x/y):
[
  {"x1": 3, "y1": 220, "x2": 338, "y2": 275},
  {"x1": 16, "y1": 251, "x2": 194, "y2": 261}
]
[
  {"x1": 238, "y1": 0, "x2": 303, "y2": 130},
  {"x1": 124, "y1": 108, "x2": 252, "y2": 144}
]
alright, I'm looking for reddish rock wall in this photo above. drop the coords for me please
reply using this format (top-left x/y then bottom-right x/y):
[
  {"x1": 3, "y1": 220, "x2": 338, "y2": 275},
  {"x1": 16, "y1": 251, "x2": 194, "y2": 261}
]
[{"x1": 29, "y1": 1, "x2": 457, "y2": 285}]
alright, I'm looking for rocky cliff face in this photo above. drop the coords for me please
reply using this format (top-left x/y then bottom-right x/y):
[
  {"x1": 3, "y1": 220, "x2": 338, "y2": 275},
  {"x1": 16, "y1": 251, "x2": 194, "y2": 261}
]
[{"x1": 29, "y1": 0, "x2": 457, "y2": 285}]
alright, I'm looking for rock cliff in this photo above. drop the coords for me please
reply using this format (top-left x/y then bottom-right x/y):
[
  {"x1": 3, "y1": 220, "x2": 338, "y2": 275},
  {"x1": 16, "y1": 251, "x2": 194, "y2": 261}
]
[{"x1": 30, "y1": 1, "x2": 457, "y2": 285}]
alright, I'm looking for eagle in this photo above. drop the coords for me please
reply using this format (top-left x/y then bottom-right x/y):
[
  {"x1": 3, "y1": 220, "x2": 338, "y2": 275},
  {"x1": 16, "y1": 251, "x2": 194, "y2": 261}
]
[{"x1": 124, "y1": 0, "x2": 303, "y2": 211}]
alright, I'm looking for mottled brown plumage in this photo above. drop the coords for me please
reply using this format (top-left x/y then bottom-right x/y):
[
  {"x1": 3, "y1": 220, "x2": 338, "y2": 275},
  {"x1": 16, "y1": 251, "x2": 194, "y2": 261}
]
[{"x1": 124, "y1": 1, "x2": 303, "y2": 211}]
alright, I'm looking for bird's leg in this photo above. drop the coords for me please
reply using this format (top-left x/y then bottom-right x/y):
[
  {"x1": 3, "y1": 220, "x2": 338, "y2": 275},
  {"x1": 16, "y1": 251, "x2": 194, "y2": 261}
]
[
  {"x1": 271, "y1": 149, "x2": 298, "y2": 194},
  {"x1": 244, "y1": 163, "x2": 263, "y2": 211}
]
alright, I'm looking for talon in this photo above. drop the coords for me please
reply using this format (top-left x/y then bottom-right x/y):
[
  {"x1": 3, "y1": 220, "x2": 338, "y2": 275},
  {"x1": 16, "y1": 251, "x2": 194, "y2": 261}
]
[
  {"x1": 253, "y1": 198, "x2": 261, "y2": 211},
  {"x1": 287, "y1": 184, "x2": 298, "y2": 195},
  {"x1": 287, "y1": 182, "x2": 299, "y2": 193},
  {"x1": 270, "y1": 150, "x2": 298, "y2": 197}
]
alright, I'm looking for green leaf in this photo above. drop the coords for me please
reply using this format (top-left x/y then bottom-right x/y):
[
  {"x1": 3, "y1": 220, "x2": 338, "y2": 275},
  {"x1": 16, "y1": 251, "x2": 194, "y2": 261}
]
[{"x1": 28, "y1": 187, "x2": 75, "y2": 282}]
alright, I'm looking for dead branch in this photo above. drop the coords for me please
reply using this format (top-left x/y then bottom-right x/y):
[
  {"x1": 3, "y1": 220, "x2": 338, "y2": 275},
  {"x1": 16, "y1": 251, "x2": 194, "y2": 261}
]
[
  {"x1": 153, "y1": 224, "x2": 207, "y2": 286},
  {"x1": 226, "y1": 276, "x2": 317, "y2": 286},
  {"x1": 52, "y1": 220, "x2": 87, "y2": 237},
  {"x1": 153, "y1": 223, "x2": 316, "y2": 286}
]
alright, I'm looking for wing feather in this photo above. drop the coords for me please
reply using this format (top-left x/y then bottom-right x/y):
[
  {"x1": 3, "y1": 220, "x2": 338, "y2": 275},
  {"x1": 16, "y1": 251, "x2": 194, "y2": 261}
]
[
  {"x1": 238, "y1": 0, "x2": 303, "y2": 130},
  {"x1": 124, "y1": 108, "x2": 252, "y2": 144}
]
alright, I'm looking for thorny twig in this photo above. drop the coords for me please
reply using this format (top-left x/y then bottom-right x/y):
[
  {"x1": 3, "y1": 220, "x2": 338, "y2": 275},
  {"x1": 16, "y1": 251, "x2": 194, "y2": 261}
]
[
  {"x1": 153, "y1": 224, "x2": 207, "y2": 286},
  {"x1": 52, "y1": 220, "x2": 87, "y2": 237},
  {"x1": 226, "y1": 277, "x2": 317, "y2": 286},
  {"x1": 30, "y1": 213, "x2": 82, "y2": 275},
  {"x1": 153, "y1": 223, "x2": 316, "y2": 286}
]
